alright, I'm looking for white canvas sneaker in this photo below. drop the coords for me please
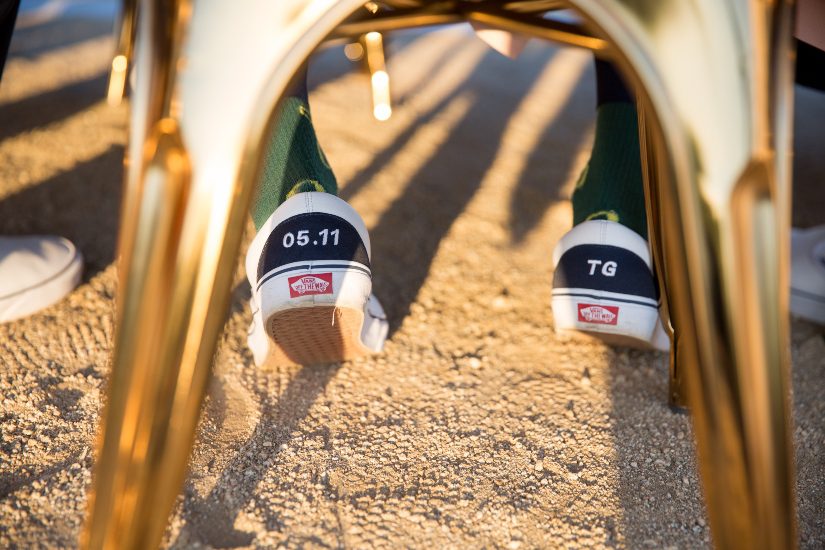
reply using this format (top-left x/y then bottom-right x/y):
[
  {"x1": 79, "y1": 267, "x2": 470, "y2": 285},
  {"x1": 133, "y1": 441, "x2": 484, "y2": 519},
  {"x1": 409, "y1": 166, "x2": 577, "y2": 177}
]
[
  {"x1": 551, "y1": 220, "x2": 669, "y2": 351},
  {"x1": 0, "y1": 235, "x2": 83, "y2": 323},
  {"x1": 790, "y1": 225, "x2": 825, "y2": 325},
  {"x1": 245, "y1": 192, "x2": 389, "y2": 366}
]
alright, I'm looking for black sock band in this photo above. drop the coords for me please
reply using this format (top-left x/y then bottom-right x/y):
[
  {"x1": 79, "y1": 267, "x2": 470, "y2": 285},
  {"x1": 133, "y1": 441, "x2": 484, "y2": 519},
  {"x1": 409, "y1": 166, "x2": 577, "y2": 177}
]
[{"x1": 595, "y1": 58, "x2": 633, "y2": 106}]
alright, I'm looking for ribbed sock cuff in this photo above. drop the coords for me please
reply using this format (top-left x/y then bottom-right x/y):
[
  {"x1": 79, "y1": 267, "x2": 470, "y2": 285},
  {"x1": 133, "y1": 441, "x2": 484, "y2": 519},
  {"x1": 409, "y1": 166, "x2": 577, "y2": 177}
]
[
  {"x1": 251, "y1": 97, "x2": 337, "y2": 230},
  {"x1": 572, "y1": 102, "x2": 647, "y2": 239}
]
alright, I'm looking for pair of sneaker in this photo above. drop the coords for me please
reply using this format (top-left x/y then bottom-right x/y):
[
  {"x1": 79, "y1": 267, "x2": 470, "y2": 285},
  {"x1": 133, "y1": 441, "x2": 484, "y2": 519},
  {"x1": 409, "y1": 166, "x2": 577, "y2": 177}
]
[
  {"x1": 2, "y1": 201, "x2": 819, "y2": 346},
  {"x1": 245, "y1": 192, "x2": 669, "y2": 366}
]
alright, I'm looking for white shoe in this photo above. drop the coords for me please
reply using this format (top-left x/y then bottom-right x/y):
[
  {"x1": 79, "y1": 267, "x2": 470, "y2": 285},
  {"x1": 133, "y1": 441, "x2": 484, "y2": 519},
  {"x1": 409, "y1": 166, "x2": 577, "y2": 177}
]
[
  {"x1": 0, "y1": 235, "x2": 83, "y2": 323},
  {"x1": 245, "y1": 192, "x2": 389, "y2": 366},
  {"x1": 551, "y1": 220, "x2": 669, "y2": 351},
  {"x1": 790, "y1": 225, "x2": 825, "y2": 325}
]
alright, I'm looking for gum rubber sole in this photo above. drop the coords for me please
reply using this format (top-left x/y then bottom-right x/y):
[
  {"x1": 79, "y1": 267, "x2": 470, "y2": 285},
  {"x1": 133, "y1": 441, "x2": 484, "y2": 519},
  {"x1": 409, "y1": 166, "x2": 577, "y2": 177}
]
[{"x1": 267, "y1": 305, "x2": 372, "y2": 366}]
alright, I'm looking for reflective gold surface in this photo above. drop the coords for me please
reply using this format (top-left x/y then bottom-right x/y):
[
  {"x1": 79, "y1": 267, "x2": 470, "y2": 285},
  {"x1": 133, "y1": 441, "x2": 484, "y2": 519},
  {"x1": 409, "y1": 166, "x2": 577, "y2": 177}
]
[
  {"x1": 363, "y1": 31, "x2": 392, "y2": 120},
  {"x1": 86, "y1": 1, "x2": 797, "y2": 548},
  {"x1": 106, "y1": 0, "x2": 136, "y2": 106},
  {"x1": 573, "y1": 1, "x2": 797, "y2": 546},
  {"x1": 459, "y1": 4, "x2": 796, "y2": 542}
]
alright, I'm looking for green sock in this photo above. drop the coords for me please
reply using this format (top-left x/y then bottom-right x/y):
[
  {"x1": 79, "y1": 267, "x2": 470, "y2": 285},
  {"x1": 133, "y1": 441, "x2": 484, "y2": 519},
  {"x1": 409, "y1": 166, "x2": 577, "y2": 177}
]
[
  {"x1": 251, "y1": 94, "x2": 337, "y2": 230},
  {"x1": 572, "y1": 102, "x2": 647, "y2": 239}
]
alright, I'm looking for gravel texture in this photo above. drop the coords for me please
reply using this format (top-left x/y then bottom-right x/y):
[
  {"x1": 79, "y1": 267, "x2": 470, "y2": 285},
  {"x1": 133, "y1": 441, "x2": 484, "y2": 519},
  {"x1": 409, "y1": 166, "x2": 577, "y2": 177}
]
[{"x1": 1, "y1": 7, "x2": 824, "y2": 549}]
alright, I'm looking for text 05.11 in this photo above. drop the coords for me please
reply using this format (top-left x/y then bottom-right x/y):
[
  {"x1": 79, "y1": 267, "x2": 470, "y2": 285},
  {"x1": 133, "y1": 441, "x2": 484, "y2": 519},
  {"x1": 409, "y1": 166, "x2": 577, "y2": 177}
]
[{"x1": 282, "y1": 228, "x2": 340, "y2": 248}]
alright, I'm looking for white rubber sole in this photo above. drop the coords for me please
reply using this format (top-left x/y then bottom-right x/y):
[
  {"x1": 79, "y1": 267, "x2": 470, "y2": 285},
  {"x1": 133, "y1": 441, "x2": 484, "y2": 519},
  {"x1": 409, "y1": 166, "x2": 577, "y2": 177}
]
[
  {"x1": 0, "y1": 242, "x2": 83, "y2": 323},
  {"x1": 552, "y1": 290, "x2": 665, "y2": 350}
]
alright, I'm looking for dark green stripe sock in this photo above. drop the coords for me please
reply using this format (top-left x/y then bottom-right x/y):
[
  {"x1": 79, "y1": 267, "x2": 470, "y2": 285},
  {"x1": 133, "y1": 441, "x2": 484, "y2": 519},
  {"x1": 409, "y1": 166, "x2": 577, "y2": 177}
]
[
  {"x1": 572, "y1": 102, "x2": 647, "y2": 239},
  {"x1": 251, "y1": 92, "x2": 337, "y2": 231}
]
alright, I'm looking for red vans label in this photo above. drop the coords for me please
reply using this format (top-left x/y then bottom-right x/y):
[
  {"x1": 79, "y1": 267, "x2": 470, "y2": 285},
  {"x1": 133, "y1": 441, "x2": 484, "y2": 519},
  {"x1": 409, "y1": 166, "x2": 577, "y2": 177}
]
[
  {"x1": 578, "y1": 304, "x2": 618, "y2": 325},
  {"x1": 289, "y1": 273, "x2": 333, "y2": 297}
]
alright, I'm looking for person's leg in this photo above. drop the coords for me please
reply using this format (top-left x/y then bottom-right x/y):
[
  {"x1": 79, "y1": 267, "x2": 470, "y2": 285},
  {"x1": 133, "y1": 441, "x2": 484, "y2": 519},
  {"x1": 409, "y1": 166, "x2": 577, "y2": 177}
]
[
  {"x1": 250, "y1": 70, "x2": 337, "y2": 230},
  {"x1": 551, "y1": 58, "x2": 667, "y2": 350},
  {"x1": 571, "y1": 59, "x2": 646, "y2": 238},
  {"x1": 0, "y1": 0, "x2": 84, "y2": 323},
  {"x1": 245, "y1": 69, "x2": 387, "y2": 366}
]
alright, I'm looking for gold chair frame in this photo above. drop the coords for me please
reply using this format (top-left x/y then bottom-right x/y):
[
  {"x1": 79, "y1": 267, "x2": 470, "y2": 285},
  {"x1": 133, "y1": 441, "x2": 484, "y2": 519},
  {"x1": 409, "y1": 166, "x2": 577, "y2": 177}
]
[{"x1": 82, "y1": 1, "x2": 798, "y2": 548}]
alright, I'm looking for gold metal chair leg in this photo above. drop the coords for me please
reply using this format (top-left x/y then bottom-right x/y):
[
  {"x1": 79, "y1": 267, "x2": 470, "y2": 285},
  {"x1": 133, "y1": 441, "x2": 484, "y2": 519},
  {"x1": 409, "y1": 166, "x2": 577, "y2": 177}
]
[
  {"x1": 106, "y1": 0, "x2": 137, "y2": 106},
  {"x1": 362, "y1": 31, "x2": 393, "y2": 121},
  {"x1": 84, "y1": 1, "x2": 386, "y2": 547},
  {"x1": 637, "y1": 104, "x2": 686, "y2": 410},
  {"x1": 569, "y1": 0, "x2": 798, "y2": 547}
]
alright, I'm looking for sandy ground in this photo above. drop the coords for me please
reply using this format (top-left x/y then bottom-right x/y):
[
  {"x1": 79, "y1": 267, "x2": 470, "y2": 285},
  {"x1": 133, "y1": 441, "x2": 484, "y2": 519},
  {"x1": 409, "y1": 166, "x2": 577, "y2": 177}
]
[{"x1": 1, "y1": 5, "x2": 824, "y2": 549}]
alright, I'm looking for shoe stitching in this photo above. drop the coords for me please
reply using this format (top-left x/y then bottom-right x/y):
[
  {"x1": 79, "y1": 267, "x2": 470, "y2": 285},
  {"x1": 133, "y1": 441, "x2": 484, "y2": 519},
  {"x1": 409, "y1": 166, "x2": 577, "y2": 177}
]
[{"x1": 0, "y1": 249, "x2": 81, "y2": 300}]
